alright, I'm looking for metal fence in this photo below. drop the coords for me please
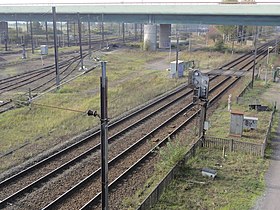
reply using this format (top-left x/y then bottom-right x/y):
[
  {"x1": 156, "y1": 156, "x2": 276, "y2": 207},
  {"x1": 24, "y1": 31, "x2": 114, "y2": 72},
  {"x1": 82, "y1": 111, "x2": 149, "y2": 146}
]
[
  {"x1": 137, "y1": 109, "x2": 276, "y2": 210},
  {"x1": 204, "y1": 136, "x2": 263, "y2": 156},
  {"x1": 205, "y1": 108, "x2": 275, "y2": 157},
  {"x1": 262, "y1": 110, "x2": 275, "y2": 156}
]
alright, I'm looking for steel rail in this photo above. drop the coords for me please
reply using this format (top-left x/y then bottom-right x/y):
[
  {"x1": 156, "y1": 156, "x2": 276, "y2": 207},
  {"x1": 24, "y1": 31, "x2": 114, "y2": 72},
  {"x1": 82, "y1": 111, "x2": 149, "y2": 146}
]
[
  {"x1": 0, "y1": 39, "x2": 272, "y2": 207},
  {"x1": 0, "y1": 78, "x2": 199, "y2": 208},
  {"x1": 0, "y1": 75, "x2": 221, "y2": 208},
  {"x1": 0, "y1": 55, "x2": 80, "y2": 93},
  {"x1": 40, "y1": 76, "x2": 233, "y2": 210},
  {"x1": 0, "y1": 56, "x2": 78, "y2": 85},
  {"x1": 77, "y1": 76, "x2": 240, "y2": 210},
  {"x1": 220, "y1": 41, "x2": 276, "y2": 70}
]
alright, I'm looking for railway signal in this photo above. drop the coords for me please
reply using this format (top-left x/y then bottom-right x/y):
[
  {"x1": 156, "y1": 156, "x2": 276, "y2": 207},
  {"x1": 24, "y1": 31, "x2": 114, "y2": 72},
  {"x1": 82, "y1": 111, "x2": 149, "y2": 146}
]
[
  {"x1": 200, "y1": 75, "x2": 209, "y2": 100},
  {"x1": 191, "y1": 69, "x2": 209, "y2": 100},
  {"x1": 190, "y1": 69, "x2": 209, "y2": 140}
]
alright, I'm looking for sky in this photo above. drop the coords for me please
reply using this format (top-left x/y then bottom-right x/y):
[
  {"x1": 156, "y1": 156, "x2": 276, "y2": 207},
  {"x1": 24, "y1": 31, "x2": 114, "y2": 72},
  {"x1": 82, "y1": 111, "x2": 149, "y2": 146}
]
[{"x1": 1, "y1": 0, "x2": 280, "y2": 5}]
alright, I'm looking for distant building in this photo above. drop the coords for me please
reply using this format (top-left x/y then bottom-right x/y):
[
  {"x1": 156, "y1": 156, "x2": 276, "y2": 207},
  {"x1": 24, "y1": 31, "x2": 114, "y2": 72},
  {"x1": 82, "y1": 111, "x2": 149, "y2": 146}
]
[{"x1": 0, "y1": 21, "x2": 8, "y2": 44}]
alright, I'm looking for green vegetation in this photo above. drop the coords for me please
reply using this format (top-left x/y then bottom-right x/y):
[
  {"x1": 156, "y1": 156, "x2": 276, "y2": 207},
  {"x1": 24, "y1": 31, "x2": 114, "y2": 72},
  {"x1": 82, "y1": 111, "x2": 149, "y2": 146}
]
[
  {"x1": 152, "y1": 147, "x2": 268, "y2": 210},
  {"x1": 0, "y1": 48, "x2": 236, "y2": 174},
  {"x1": 122, "y1": 75, "x2": 276, "y2": 210},
  {"x1": 122, "y1": 138, "x2": 193, "y2": 210},
  {"x1": 0, "y1": 49, "x2": 186, "y2": 172},
  {"x1": 207, "y1": 80, "x2": 274, "y2": 143}
]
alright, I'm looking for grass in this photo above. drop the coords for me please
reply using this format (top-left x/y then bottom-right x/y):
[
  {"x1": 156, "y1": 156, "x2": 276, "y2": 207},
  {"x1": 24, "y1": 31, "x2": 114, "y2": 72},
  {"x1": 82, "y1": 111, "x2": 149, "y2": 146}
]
[
  {"x1": 122, "y1": 138, "x2": 194, "y2": 210},
  {"x1": 121, "y1": 75, "x2": 276, "y2": 210},
  {"x1": 207, "y1": 80, "x2": 274, "y2": 143},
  {"x1": 152, "y1": 147, "x2": 268, "y2": 210},
  {"x1": 0, "y1": 46, "x2": 257, "y2": 173},
  {"x1": 0, "y1": 49, "x2": 187, "y2": 172}
]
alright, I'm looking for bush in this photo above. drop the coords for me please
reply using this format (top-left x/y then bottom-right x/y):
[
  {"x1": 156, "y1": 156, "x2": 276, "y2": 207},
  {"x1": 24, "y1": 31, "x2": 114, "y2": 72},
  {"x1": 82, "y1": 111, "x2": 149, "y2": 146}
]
[{"x1": 214, "y1": 39, "x2": 226, "y2": 52}]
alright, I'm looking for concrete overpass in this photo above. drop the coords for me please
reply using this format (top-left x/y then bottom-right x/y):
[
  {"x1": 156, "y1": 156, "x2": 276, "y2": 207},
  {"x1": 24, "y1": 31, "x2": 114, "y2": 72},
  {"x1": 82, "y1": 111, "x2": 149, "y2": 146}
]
[
  {"x1": 0, "y1": 3, "x2": 280, "y2": 26},
  {"x1": 1, "y1": 2, "x2": 280, "y2": 50}
]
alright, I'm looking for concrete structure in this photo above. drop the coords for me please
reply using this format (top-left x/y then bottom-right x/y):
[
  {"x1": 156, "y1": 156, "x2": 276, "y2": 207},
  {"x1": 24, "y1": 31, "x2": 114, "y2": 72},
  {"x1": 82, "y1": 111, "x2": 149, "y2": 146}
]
[
  {"x1": 202, "y1": 168, "x2": 217, "y2": 179},
  {"x1": 144, "y1": 24, "x2": 157, "y2": 51},
  {"x1": 159, "y1": 24, "x2": 171, "y2": 49},
  {"x1": 0, "y1": 4, "x2": 280, "y2": 26}
]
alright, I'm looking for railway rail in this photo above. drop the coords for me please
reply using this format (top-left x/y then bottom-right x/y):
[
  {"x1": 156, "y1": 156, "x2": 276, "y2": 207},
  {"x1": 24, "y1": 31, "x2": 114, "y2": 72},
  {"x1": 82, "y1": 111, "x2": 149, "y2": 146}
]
[
  {"x1": 0, "y1": 75, "x2": 237, "y2": 209},
  {"x1": 0, "y1": 40, "x2": 277, "y2": 209},
  {"x1": 0, "y1": 54, "x2": 89, "y2": 114},
  {"x1": 220, "y1": 40, "x2": 276, "y2": 71},
  {"x1": 0, "y1": 36, "x2": 137, "y2": 114}
]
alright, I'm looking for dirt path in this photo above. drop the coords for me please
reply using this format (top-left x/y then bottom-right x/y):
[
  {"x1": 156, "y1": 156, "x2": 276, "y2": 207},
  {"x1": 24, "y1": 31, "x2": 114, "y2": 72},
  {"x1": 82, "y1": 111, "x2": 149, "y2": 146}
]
[{"x1": 252, "y1": 80, "x2": 280, "y2": 210}]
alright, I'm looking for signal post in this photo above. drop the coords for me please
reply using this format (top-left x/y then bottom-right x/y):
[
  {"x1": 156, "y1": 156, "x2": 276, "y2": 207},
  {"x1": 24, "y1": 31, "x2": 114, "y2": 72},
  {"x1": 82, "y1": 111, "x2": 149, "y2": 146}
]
[{"x1": 190, "y1": 70, "x2": 209, "y2": 144}]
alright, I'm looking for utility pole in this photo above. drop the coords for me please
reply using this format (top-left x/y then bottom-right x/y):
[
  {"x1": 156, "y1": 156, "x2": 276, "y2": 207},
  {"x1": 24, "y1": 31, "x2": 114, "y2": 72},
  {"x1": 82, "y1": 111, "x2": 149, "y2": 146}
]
[
  {"x1": 74, "y1": 22, "x2": 77, "y2": 46},
  {"x1": 77, "y1": 13, "x2": 84, "y2": 70},
  {"x1": 4, "y1": 32, "x2": 8, "y2": 51},
  {"x1": 100, "y1": 61, "x2": 109, "y2": 210},
  {"x1": 275, "y1": 27, "x2": 278, "y2": 55},
  {"x1": 191, "y1": 70, "x2": 209, "y2": 142},
  {"x1": 176, "y1": 34, "x2": 179, "y2": 78},
  {"x1": 60, "y1": 21, "x2": 63, "y2": 47},
  {"x1": 140, "y1": 24, "x2": 143, "y2": 41},
  {"x1": 66, "y1": 21, "x2": 70, "y2": 47},
  {"x1": 134, "y1": 23, "x2": 137, "y2": 41},
  {"x1": 122, "y1": 22, "x2": 125, "y2": 43},
  {"x1": 45, "y1": 21, "x2": 49, "y2": 45},
  {"x1": 199, "y1": 100, "x2": 208, "y2": 140},
  {"x1": 30, "y1": 19, "x2": 34, "y2": 54},
  {"x1": 52, "y1": 7, "x2": 60, "y2": 89},
  {"x1": 15, "y1": 15, "x2": 19, "y2": 43},
  {"x1": 101, "y1": 14, "x2": 105, "y2": 48},
  {"x1": 252, "y1": 26, "x2": 258, "y2": 88},
  {"x1": 88, "y1": 15, "x2": 92, "y2": 50}
]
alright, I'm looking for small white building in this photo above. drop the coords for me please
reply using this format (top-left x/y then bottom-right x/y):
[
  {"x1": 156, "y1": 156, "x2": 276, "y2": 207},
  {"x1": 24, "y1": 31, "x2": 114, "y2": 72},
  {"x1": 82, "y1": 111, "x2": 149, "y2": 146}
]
[
  {"x1": 170, "y1": 60, "x2": 184, "y2": 78},
  {"x1": 40, "y1": 45, "x2": 48, "y2": 55}
]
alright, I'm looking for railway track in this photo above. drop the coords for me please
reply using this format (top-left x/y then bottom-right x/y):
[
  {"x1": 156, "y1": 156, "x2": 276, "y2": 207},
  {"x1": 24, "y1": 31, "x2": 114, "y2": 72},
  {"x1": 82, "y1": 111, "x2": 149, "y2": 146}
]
[
  {"x1": 0, "y1": 41, "x2": 276, "y2": 209},
  {"x1": 44, "y1": 76, "x2": 239, "y2": 210},
  {"x1": 0, "y1": 75, "x2": 226, "y2": 209},
  {"x1": 220, "y1": 40, "x2": 276, "y2": 71},
  {"x1": 0, "y1": 54, "x2": 89, "y2": 114},
  {"x1": 0, "y1": 36, "x2": 137, "y2": 114}
]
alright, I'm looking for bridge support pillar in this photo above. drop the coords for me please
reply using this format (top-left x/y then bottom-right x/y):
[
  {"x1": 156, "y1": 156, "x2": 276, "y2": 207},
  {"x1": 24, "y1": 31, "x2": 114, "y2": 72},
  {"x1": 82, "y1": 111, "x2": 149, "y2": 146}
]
[
  {"x1": 159, "y1": 24, "x2": 171, "y2": 49},
  {"x1": 144, "y1": 24, "x2": 157, "y2": 51}
]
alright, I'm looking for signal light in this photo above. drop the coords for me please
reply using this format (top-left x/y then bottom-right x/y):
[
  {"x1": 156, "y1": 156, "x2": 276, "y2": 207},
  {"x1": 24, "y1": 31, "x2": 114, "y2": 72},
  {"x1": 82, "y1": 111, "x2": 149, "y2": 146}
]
[{"x1": 191, "y1": 70, "x2": 209, "y2": 100}]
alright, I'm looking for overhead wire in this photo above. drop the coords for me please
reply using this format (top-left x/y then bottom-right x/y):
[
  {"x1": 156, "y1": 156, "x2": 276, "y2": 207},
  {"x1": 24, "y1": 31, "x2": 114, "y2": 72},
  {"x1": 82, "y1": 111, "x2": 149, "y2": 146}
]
[{"x1": 29, "y1": 64, "x2": 99, "y2": 102}]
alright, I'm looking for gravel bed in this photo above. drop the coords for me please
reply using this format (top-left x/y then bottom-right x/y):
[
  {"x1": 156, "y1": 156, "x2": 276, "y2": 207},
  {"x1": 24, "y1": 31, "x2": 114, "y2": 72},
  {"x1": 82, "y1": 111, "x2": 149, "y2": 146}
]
[
  {"x1": 2, "y1": 76, "x2": 230, "y2": 209},
  {"x1": 7, "y1": 85, "x2": 196, "y2": 209},
  {"x1": 0, "y1": 83, "x2": 189, "y2": 201},
  {"x1": 104, "y1": 78, "x2": 241, "y2": 210}
]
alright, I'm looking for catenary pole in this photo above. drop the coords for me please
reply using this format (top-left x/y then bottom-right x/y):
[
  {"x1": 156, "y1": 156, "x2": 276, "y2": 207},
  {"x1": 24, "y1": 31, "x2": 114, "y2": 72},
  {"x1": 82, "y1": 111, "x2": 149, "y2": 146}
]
[
  {"x1": 77, "y1": 13, "x2": 84, "y2": 70},
  {"x1": 252, "y1": 26, "x2": 258, "y2": 88},
  {"x1": 100, "y1": 61, "x2": 109, "y2": 210},
  {"x1": 52, "y1": 7, "x2": 60, "y2": 88}
]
